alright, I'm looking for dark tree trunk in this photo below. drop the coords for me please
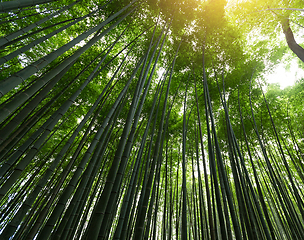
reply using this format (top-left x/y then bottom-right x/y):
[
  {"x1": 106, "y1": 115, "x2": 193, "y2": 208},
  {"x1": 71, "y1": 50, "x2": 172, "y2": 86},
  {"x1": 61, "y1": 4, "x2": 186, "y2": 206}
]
[{"x1": 282, "y1": 18, "x2": 304, "y2": 63}]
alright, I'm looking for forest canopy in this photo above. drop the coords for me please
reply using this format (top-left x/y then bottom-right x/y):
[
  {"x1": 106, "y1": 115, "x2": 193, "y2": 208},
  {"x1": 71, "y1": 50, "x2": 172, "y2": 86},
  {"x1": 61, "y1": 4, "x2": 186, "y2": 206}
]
[{"x1": 0, "y1": 0, "x2": 304, "y2": 239}]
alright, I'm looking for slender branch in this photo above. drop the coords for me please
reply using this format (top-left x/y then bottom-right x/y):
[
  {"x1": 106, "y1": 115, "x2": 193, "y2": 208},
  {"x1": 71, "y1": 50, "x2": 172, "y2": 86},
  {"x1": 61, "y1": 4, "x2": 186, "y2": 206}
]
[{"x1": 258, "y1": 8, "x2": 304, "y2": 12}]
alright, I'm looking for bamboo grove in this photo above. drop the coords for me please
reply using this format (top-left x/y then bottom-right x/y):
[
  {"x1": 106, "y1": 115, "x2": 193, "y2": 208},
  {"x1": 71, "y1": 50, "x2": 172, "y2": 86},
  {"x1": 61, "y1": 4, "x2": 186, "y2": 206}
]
[{"x1": 0, "y1": 0, "x2": 304, "y2": 239}]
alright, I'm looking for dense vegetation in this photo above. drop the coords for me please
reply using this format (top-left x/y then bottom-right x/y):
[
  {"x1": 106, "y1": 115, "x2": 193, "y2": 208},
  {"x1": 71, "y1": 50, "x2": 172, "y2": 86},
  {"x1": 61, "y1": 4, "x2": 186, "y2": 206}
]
[{"x1": 0, "y1": 0, "x2": 304, "y2": 239}]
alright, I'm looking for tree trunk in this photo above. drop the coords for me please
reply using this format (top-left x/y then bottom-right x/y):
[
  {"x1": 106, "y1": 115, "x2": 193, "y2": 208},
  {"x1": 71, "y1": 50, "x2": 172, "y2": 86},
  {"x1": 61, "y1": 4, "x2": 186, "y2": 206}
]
[
  {"x1": 0, "y1": 0, "x2": 56, "y2": 12},
  {"x1": 282, "y1": 18, "x2": 304, "y2": 63}
]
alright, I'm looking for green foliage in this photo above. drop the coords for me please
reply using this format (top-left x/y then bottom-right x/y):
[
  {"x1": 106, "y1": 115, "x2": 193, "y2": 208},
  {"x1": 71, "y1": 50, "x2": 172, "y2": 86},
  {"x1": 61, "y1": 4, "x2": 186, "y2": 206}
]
[{"x1": 1, "y1": 0, "x2": 304, "y2": 239}]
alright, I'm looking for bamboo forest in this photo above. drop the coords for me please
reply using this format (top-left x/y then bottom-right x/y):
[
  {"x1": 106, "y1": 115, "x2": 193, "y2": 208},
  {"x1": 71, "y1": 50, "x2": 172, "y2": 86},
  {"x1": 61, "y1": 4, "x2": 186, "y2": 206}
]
[{"x1": 1, "y1": 0, "x2": 304, "y2": 239}]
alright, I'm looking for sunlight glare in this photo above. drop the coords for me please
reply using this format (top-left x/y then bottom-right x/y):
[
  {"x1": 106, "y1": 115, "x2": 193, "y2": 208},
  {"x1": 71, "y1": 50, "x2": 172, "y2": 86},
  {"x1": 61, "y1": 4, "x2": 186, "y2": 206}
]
[{"x1": 265, "y1": 59, "x2": 304, "y2": 89}]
